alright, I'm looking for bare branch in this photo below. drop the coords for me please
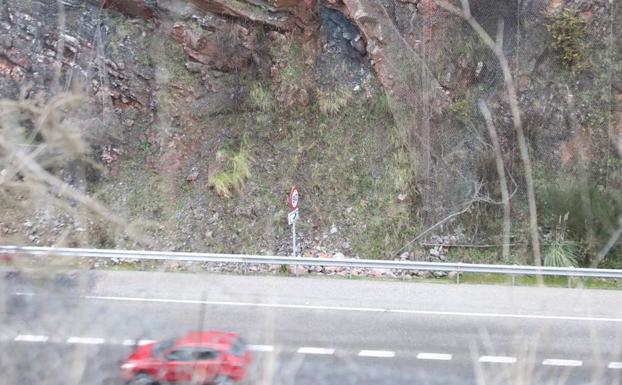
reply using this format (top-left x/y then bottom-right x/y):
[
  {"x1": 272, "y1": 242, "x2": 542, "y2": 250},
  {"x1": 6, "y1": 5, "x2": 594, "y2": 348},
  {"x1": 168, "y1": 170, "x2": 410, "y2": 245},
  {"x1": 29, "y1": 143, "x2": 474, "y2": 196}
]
[
  {"x1": 496, "y1": 19, "x2": 504, "y2": 51},
  {"x1": 392, "y1": 182, "x2": 484, "y2": 257},
  {"x1": 0, "y1": 134, "x2": 153, "y2": 247},
  {"x1": 479, "y1": 99, "x2": 512, "y2": 261},
  {"x1": 459, "y1": 0, "x2": 471, "y2": 17},
  {"x1": 434, "y1": 0, "x2": 542, "y2": 267},
  {"x1": 0, "y1": 91, "x2": 159, "y2": 248},
  {"x1": 434, "y1": 0, "x2": 462, "y2": 16}
]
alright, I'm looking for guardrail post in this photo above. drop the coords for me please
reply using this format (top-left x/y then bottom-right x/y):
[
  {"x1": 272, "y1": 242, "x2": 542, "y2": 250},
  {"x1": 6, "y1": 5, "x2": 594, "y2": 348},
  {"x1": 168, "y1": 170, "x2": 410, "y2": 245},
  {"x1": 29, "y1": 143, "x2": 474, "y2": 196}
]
[
  {"x1": 567, "y1": 275, "x2": 571, "y2": 288},
  {"x1": 456, "y1": 272, "x2": 460, "y2": 284},
  {"x1": 511, "y1": 275, "x2": 515, "y2": 286}
]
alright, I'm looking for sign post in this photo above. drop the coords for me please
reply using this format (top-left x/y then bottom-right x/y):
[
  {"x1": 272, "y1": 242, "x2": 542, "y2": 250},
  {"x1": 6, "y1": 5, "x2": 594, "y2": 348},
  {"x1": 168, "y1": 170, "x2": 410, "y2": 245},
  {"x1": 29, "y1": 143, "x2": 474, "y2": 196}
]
[{"x1": 288, "y1": 186, "x2": 300, "y2": 274}]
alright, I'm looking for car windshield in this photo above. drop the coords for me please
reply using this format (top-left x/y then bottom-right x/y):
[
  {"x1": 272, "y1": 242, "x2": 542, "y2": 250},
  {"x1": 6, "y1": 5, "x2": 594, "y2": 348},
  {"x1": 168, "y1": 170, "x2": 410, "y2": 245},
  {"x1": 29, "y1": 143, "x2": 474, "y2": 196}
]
[{"x1": 152, "y1": 338, "x2": 175, "y2": 357}]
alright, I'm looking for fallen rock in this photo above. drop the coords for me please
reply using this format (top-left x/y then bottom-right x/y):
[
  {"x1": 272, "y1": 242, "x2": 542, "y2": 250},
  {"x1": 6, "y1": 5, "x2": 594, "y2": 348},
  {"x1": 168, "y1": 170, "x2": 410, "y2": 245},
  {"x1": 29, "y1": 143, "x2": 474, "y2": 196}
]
[
  {"x1": 288, "y1": 265, "x2": 308, "y2": 275},
  {"x1": 185, "y1": 61, "x2": 204, "y2": 73},
  {"x1": 186, "y1": 167, "x2": 199, "y2": 182},
  {"x1": 417, "y1": 271, "x2": 432, "y2": 278},
  {"x1": 370, "y1": 268, "x2": 392, "y2": 277}
]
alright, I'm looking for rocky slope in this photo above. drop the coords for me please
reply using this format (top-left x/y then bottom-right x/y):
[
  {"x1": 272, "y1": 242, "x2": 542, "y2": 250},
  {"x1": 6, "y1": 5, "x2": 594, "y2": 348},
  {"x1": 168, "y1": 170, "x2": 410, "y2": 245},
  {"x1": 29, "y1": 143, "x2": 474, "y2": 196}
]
[{"x1": 0, "y1": 0, "x2": 620, "y2": 267}]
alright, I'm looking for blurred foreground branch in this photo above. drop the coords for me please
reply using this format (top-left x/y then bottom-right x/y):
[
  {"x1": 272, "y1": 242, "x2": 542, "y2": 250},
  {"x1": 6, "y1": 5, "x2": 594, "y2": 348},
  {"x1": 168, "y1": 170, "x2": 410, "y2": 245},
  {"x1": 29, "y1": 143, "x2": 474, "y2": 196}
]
[
  {"x1": 592, "y1": 216, "x2": 622, "y2": 268},
  {"x1": 0, "y1": 94, "x2": 153, "y2": 247},
  {"x1": 435, "y1": 0, "x2": 542, "y2": 267},
  {"x1": 478, "y1": 100, "x2": 511, "y2": 261}
]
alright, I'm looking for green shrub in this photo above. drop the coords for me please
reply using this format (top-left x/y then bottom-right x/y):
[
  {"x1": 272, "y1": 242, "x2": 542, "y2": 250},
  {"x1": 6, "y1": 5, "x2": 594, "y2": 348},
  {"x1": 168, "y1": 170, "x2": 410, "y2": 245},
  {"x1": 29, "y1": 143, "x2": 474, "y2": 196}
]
[
  {"x1": 546, "y1": 10, "x2": 585, "y2": 68},
  {"x1": 538, "y1": 178, "x2": 622, "y2": 256},
  {"x1": 449, "y1": 97, "x2": 475, "y2": 125}
]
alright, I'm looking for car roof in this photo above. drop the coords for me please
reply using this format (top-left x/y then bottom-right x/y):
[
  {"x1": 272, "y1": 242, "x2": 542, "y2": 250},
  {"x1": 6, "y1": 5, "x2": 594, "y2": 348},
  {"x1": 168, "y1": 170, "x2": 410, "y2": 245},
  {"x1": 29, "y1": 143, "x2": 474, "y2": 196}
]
[{"x1": 174, "y1": 331, "x2": 237, "y2": 349}]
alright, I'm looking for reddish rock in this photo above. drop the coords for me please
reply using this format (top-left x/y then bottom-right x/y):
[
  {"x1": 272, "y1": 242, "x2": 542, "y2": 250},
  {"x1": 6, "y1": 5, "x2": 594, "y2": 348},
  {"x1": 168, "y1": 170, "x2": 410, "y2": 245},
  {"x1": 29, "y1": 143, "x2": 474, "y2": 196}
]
[
  {"x1": 4, "y1": 47, "x2": 30, "y2": 69},
  {"x1": 188, "y1": 0, "x2": 294, "y2": 30},
  {"x1": 103, "y1": 0, "x2": 159, "y2": 20},
  {"x1": 288, "y1": 265, "x2": 308, "y2": 275},
  {"x1": 172, "y1": 22, "x2": 253, "y2": 71}
]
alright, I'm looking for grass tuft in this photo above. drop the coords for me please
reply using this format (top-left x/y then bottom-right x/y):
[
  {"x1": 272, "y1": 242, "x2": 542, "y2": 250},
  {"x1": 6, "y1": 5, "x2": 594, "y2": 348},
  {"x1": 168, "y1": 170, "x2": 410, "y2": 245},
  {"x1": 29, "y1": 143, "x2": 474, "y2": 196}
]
[
  {"x1": 249, "y1": 83, "x2": 275, "y2": 112},
  {"x1": 317, "y1": 85, "x2": 351, "y2": 116},
  {"x1": 211, "y1": 140, "x2": 253, "y2": 198},
  {"x1": 213, "y1": 172, "x2": 234, "y2": 198},
  {"x1": 544, "y1": 242, "x2": 579, "y2": 267}
]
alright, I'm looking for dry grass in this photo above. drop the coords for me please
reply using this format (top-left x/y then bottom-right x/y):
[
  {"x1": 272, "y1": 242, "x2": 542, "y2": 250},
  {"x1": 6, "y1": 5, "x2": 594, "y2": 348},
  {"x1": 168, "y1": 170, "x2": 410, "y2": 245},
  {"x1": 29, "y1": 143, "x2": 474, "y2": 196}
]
[
  {"x1": 210, "y1": 140, "x2": 253, "y2": 198},
  {"x1": 317, "y1": 85, "x2": 351, "y2": 116}
]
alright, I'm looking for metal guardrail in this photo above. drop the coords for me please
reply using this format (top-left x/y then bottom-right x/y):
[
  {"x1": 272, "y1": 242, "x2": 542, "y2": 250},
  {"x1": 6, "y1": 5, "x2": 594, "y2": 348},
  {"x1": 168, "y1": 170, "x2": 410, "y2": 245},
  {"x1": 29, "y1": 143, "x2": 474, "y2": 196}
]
[{"x1": 1, "y1": 245, "x2": 622, "y2": 280}]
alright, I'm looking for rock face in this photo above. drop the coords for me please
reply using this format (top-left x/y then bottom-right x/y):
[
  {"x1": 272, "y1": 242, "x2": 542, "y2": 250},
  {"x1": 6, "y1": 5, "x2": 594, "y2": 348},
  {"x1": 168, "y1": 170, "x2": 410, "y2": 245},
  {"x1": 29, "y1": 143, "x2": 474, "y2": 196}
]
[
  {"x1": 0, "y1": 0, "x2": 620, "y2": 261},
  {"x1": 184, "y1": 0, "x2": 315, "y2": 30},
  {"x1": 332, "y1": 0, "x2": 476, "y2": 226},
  {"x1": 103, "y1": 0, "x2": 160, "y2": 19}
]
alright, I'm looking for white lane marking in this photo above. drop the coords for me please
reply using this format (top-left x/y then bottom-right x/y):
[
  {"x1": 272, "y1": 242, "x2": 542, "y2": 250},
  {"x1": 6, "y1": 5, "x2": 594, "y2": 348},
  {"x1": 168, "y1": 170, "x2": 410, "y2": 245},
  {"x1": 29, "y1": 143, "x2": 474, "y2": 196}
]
[
  {"x1": 609, "y1": 362, "x2": 622, "y2": 369},
  {"x1": 358, "y1": 350, "x2": 395, "y2": 358},
  {"x1": 417, "y1": 352, "x2": 452, "y2": 361},
  {"x1": 542, "y1": 359, "x2": 582, "y2": 367},
  {"x1": 81, "y1": 294, "x2": 622, "y2": 324},
  {"x1": 115, "y1": 339, "x2": 156, "y2": 346},
  {"x1": 248, "y1": 345, "x2": 274, "y2": 352},
  {"x1": 479, "y1": 355, "x2": 517, "y2": 364},
  {"x1": 66, "y1": 337, "x2": 105, "y2": 345},
  {"x1": 297, "y1": 347, "x2": 335, "y2": 355},
  {"x1": 15, "y1": 334, "x2": 48, "y2": 342}
]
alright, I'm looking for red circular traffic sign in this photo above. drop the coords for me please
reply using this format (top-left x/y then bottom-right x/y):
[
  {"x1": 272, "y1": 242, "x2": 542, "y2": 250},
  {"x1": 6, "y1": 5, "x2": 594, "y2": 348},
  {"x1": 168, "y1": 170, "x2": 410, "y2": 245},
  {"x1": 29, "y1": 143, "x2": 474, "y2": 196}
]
[{"x1": 289, "y1": 186, "x2": 299, "y2": 210}]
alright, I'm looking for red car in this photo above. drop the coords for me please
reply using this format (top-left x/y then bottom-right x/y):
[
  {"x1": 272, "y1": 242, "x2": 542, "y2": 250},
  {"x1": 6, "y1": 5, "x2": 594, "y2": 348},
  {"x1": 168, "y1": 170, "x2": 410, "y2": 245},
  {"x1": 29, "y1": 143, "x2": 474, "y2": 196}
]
[{"x1": 121, "y1": 331, "x2": 252, "y2": 385}]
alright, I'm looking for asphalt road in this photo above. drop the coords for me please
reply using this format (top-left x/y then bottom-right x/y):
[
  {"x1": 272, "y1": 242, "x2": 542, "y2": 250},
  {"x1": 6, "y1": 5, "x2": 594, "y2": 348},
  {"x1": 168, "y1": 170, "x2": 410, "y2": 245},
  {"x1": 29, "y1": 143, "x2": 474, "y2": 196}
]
[{"x1": 1, "y1": 269, "x2": 621, "y2": 385}]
